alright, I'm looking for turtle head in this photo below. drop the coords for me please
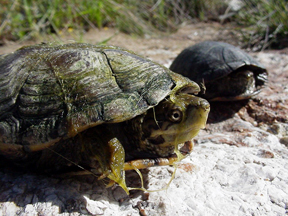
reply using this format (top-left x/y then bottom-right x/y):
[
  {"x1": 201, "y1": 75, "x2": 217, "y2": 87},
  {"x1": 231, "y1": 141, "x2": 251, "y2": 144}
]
[
  {"x1": 141, "y1": 93, "x2": 210, "y2": 158},
  {"x1": 140, "y1": 73, "x2": 210, "y2": 158}
]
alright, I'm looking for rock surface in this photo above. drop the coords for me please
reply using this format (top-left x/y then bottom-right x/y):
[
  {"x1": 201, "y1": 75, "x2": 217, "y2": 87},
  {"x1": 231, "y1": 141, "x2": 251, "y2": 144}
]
[{"x1": 0, "y1": 23, "x2": 287, "y2": 215}]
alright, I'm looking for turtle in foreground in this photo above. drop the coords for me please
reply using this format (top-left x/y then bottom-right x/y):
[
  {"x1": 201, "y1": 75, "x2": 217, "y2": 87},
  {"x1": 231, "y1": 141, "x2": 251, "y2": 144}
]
[
  {"x1": 0, "y1": 43, "x2": 210, "y2": 194},
  {"x1": 170, "y1": 41, "x2": 268, "y2": 101}
]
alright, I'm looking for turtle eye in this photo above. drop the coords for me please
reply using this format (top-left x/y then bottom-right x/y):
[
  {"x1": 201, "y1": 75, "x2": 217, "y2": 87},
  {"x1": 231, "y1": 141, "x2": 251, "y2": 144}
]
[{"x1": 169, "y1": 109, "x2": 182, "y2": 122}]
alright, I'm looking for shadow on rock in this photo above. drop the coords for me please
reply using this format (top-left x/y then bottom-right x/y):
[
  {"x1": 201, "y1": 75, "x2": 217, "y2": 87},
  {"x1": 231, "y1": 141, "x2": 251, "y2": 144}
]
[
  {"x1": 0, "y1": 166, "x2": 149, "y2": 215},
  {"x1": 207, "y1": 100, "x2": 249, "y2": 123}
]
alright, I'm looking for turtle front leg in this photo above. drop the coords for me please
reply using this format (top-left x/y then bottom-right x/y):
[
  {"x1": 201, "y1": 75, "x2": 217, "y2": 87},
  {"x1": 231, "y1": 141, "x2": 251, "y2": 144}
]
[
  {"x1": 96, "y1": 137, "x2": 129, "y2": 194},
  {"x1": 124, "y1": 140, "x2": 193, "y2": 171}
]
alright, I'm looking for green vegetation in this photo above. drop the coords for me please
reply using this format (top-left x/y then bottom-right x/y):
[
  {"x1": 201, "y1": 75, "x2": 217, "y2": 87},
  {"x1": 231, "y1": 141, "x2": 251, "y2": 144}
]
[
  {"x1": 0, "y1": 0, "x2": 227, "y2": 41},
  {"x1": 236, "y1": 0, "x2": 288, "y2": 50},
  {"x1": 0, "y1": 0, "x2": 150, "y2": 40},
  {"x1": 0, "y1": 0, "x2": 287, "y2": 49}
]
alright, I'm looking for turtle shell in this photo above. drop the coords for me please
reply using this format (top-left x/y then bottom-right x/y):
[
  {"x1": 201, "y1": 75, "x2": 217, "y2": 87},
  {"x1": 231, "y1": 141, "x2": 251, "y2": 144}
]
[
  {"x1": 170, "y1": 41, "x2": 268, "y2": 101},
  {"x1": 0, "y1": 43, "x2": 208, "y2": 193},
  {"x1": 0, "y1": 43, "x2": 177, "y2": 148}
]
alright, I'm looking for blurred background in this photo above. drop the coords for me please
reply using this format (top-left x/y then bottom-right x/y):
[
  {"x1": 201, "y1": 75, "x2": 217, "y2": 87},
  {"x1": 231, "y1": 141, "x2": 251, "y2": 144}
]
[{"x1": 0, "y1": 0, "x2": 287, "y2": 51}]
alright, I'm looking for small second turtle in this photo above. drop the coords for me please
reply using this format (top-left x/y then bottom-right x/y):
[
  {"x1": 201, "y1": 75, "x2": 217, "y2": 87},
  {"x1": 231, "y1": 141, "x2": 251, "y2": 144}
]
[{"x1": 170, "y1": 41, "x2": 268, "y2": 101}]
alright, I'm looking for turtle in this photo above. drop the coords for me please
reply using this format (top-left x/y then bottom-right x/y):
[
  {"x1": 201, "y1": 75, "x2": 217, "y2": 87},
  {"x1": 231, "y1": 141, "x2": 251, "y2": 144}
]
[
  {"x1": 169, "y1": 41, "x2": 268, "y2": 101},
  {"x1": 0, "y1": 43, "x2": 210, "y2": 194}
]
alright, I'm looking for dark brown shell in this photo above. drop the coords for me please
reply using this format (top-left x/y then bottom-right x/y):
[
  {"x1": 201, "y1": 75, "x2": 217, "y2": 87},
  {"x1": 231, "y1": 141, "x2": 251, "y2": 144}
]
[
  {"x1": 170, "y1": 41, "x2": 267, "y2": 83},
  {"x1": 170, "y1": 41, "x2": 268, "y2": 100}
]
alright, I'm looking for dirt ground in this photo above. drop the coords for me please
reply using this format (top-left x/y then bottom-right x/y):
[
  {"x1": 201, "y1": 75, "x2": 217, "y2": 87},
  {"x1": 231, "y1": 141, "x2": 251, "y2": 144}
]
[{"x1": 0, "y1": 23, "x2": 239, "y2": 61}]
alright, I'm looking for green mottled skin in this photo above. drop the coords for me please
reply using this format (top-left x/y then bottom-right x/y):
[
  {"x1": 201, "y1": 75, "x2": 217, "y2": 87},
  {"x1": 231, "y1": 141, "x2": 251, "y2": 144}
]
[{"x1": 0, "y1": 43, "x2": 210, "y2": 192}]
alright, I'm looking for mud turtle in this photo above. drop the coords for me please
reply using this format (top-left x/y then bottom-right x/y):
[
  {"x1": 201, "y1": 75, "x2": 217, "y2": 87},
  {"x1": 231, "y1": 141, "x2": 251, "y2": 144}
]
[
  {"x1": 0, "y1": 43, "x2": 210, "y2": 193},
  {"x1": 170, "y1": 41, "x2": 268, "y2": 101}
]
